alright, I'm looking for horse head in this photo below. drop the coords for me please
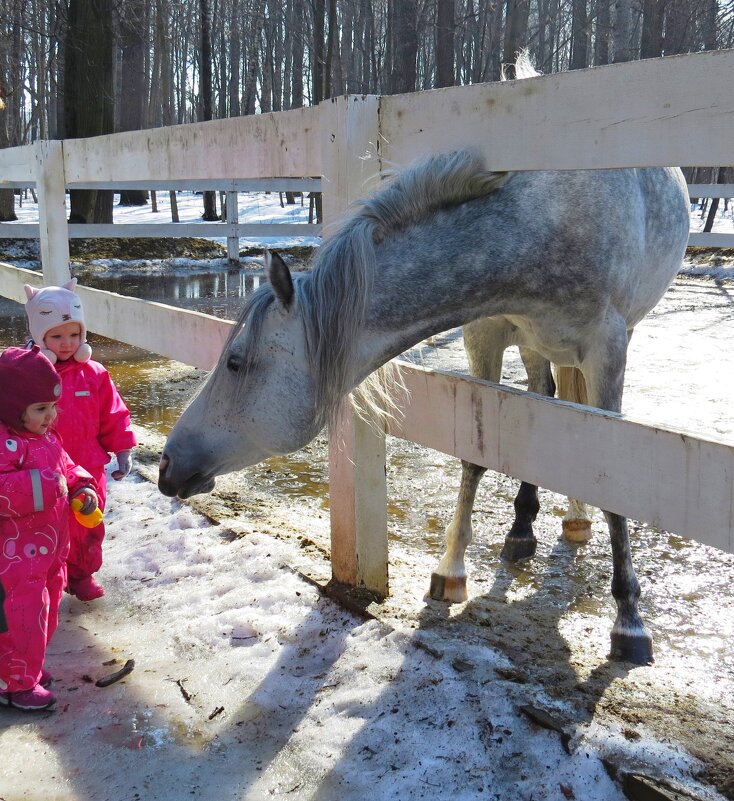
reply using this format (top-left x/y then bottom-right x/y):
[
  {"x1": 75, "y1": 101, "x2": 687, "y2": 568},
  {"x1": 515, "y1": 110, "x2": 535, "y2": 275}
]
[{"x1": 158, "y1": 253, "x2": 323, "y2": 499}]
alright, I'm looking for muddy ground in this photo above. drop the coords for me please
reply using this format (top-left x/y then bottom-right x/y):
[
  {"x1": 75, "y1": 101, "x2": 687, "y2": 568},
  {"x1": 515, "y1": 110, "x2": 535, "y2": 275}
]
[{"x1": 128, "y1": 275, "x2": 734, "y2": 799}]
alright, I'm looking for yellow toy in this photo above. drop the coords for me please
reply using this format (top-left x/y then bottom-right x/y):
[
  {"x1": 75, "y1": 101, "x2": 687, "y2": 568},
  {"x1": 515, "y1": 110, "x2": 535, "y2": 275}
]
[{"x1": 70, "y1": 497, "x2": 103, "y2": 528}]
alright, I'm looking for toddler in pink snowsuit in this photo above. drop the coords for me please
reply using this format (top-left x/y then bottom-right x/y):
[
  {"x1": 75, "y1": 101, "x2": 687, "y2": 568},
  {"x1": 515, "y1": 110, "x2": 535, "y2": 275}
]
[
  {"x1": 24, "y1": 280, "x2": 137, "y2": 602},
  {"x1": 0, "y1": 346, "x2": 99, "y2": 711}
]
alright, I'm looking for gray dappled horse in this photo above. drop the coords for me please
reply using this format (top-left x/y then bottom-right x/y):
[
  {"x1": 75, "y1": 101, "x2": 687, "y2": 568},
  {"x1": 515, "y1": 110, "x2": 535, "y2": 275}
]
[{"x1": 159, "y1": 149, "x2": 689, "y2": 665}]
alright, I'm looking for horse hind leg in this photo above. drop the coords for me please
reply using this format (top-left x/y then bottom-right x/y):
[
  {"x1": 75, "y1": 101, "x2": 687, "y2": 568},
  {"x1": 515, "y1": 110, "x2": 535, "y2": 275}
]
[
  {"x1": 606, "y1": 511, "x2": 653, "y2": 664},
  {"x1": 554, "y1": 365, "x2": 593, "y2": 544},
  {"x1": 499, "y1": 348, "x2": 555, "y2": 562}
]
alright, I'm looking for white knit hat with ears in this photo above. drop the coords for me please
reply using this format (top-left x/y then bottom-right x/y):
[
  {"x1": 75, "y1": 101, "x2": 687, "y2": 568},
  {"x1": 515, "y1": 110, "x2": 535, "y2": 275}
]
[{"x1": 23, "y1": 279, "x2": 92, "y2": 364}]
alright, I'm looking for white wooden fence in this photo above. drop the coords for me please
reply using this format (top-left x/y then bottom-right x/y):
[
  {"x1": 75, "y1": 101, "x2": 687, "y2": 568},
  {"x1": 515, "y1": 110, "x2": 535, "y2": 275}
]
[{"x1": 1, "y1": 48, "x2": 734, "y2": 595}]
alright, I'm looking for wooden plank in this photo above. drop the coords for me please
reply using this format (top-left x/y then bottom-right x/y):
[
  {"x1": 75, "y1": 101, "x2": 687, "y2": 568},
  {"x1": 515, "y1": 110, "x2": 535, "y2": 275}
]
[
  {"x1": 322, "y1": 95, "x2": 390, "y2": 593},
  {"x1": 687, "y1": 233, "x2": 734, "y2": 247},
  {"x1": 0, "y1": 222, "x2": 321, "y2": 239},
  {"x1": 66, "y1": 178, "x2": 321, "y2": 191},
  {"x1": 386, "y1": 363, "x2": 734, "y2": 555},
  {"x1": 688, "y1": 184, "x2": 734, "y2": 198},
  {"x1": 0, "y1": 264, "x2": 232, "y2": 370},
  {"x1": 379, "y1": 50, "x2": 734, "y2": 171},
  {"x1": 66, "y1": 223, "x2": 320, "y2": 238},
  {"x1": 62, "y1": 106, "x2": 322, "y2": 184},
  {"x1": 0, "y1": 224, "x2": 39, "y2": 238},
  {"x1": 0, "y1": 145, "x2": 36, "y2": 184},
  {"x1": 34, "y1": 141, "x2": 70, "y2": 284},
  {"x1": 329, "y1": 403, "x2": 389, "y2": 594}
]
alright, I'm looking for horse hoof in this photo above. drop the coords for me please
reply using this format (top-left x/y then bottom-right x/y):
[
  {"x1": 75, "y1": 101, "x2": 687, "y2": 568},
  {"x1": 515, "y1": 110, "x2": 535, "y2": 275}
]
[
  {"x1": 609, "y1": 631, "x2": 654, "y2": 665},
  {"x1": 500, "y1": 536, "x2": 537, "y2": 562},
  {"x1": 429, "y1": 573, "x2": 468, "y2": 603},
  {"x1": 562, "y1": 519, "x2": 592, "y2": 543}
]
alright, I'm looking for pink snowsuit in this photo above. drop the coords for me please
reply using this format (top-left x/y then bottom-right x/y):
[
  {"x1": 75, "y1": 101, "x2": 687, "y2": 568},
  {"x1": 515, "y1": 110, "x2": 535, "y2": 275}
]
[
  {"x1": 53, "y1": 358, "x2": 136, "y2": 583},
  {"x1": 0, "y1": 421, "x2": 94, "y2": 693}
]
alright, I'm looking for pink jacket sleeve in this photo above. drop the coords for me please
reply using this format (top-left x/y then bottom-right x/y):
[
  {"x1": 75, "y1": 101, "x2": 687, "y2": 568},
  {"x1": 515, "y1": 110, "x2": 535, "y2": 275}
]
[
  {"x1": 0, "y1": 440, "x2": 63, "y2": 518},
  {"x1": 96, "y1": 369, "x2": 137, "y2": 454}
]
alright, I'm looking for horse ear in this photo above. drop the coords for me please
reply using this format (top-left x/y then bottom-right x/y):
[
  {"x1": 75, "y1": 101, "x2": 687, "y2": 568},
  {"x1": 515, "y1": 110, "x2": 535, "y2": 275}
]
[
  {"x1": 265, "y1": 250, "x2": 294, "y2": 309},
  {"x1": 23, "y1": 284, "x2": 38, "y2": 301}
]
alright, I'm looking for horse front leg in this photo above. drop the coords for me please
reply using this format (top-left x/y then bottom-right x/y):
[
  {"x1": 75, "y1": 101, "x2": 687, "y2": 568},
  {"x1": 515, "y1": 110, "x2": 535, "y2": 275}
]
[
  {"x1": 606, "y1": 511, "x2": 654, "y2": 664},
  {"x1": 584, "y1": 319, "x2": 653, "y2": 664},
  {"x1": 430, "y1": 460, "x2": 487, "y2": 602},
  {"x1": 430, "y1": 319, "x2": 509, "y2": 603}
]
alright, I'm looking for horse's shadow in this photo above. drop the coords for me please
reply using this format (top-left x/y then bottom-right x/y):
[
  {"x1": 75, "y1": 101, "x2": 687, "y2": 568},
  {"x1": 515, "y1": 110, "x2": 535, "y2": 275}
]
[{"x1": 415, "y1": 524, "x2": 635, "y2": 731}]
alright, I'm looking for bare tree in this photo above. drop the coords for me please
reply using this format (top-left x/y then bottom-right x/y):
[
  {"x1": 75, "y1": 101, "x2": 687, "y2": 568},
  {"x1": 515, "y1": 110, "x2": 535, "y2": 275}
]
[
  {"x1": 570, "y1": 0, "x2": 588, "y2": 68},
  {"x1": 200, "y1": 0, "x2": 218, "y2": 220},
  {"x1": 64, "y1": 0, "x2": 115, "y2": 224},
  {"x1": 118, "y1": 0, "x2": 147, "y2": 206},
  {"x1": 435, "y1": 0, "x2": 455, "y2": 87}
]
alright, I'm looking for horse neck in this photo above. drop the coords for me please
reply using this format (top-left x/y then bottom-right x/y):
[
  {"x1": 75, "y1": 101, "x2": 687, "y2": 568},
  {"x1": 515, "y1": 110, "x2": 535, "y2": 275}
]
[{"x1": 354, "y1": 223, "x2": 516, "y2": 378}]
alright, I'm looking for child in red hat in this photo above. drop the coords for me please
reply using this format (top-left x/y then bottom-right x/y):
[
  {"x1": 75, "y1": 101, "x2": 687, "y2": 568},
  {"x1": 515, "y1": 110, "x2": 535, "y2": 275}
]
[
  {"x1": 0, "y1": 346, "x2": 99, "y2": 711},
  {"x1": 24, "y1": 280, "x2": 136, "y2": 601}
]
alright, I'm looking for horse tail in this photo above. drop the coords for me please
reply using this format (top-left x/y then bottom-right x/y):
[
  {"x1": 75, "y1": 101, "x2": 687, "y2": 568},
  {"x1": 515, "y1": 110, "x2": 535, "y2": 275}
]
[{"x1": 554, "y1": 365, "x2": 588, "y2": 406}]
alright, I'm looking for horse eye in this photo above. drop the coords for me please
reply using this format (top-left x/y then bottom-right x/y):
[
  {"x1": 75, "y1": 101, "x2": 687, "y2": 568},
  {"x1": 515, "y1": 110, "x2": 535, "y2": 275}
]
[{"x1": 227, "y1": 354, "x2": 242, "y2": 373}]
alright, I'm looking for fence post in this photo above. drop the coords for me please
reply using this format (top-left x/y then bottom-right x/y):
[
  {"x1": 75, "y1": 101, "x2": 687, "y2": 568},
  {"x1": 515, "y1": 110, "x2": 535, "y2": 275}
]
[
  {"x1": 225, "y1": 189, "x2": 239, "y2": 263},
  {"x1": 34, "y1": 140, "x2": 71, "y2": 285},
  {"x1": 321, "y1": 95, "x2": 389, "y2": 595}
]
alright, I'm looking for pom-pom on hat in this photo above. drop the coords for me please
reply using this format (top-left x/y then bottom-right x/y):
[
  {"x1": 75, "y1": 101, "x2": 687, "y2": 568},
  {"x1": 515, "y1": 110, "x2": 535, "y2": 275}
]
[
  {"x1": 24, "y1": 279, "x2": 92, "y2": 364},
  {"x1": 0, "y1": 346, "x2": 62, "y2": 428}
]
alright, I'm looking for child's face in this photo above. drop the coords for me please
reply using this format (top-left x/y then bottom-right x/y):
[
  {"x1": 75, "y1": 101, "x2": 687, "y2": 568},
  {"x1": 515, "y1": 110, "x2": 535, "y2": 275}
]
[
  {"x1": 44, "y1": 322, "x2": 82, "y2": 362},
  {"x1": 22, "y1": 401, "x2": 58, "y2": 435}
]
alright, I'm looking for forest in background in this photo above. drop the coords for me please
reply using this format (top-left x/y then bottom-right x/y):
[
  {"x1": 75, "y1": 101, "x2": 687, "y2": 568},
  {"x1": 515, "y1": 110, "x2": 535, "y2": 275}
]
[{"x1": 0, "y1": 0, "x2": 732, "y2": 222}]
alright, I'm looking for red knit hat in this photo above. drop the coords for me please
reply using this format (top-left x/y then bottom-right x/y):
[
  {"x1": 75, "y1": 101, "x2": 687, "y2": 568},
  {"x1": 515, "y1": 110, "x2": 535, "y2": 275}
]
[{"x1": 0, "y1": 346, "x2": 62, "y2": 428}]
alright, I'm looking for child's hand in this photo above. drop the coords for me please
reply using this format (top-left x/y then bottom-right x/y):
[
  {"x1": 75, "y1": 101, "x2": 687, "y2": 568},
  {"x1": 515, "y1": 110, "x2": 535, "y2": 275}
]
[
  {"x1": 71, "y1": 487, "x2": 98, "y2": 515},
  {"x1": 55, "y1": 472, "x2": 68, "y2": 497},
  {"x1": 112, "y1": 450, "x2": 132, "y2": 481}
]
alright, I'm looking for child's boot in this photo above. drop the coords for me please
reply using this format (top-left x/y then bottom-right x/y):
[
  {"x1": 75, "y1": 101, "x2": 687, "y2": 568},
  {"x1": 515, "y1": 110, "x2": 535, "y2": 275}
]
[
  {"x1": 0, "y1": 684, "x2": 56, "y2": 711},
  {"x1": 68, "y1": 575, "x2": 105, "y2": 601},
  {"x1": 40, "y1": 668, "x2": 53, "y2": 687}
]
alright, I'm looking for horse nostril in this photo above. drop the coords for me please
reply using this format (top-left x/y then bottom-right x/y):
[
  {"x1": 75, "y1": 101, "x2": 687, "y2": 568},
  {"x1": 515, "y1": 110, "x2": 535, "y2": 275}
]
[{"x1": 159, "y1": 454, "x2": 170, "y2": 474}]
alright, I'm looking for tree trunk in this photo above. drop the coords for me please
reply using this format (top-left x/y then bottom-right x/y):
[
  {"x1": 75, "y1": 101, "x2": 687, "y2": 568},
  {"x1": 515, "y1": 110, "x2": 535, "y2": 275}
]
[
  {"x1": 703, "y1": 168, "x2": 726, "y2": 233},
  {"x1": 199, "y1": 0, "x2": 217, "y2": 221},
  {"x1": 613, "y1": 0, "x2": 632, "y2": 62},
  {"x1": 389, "y1": 0, "x2": 418, "y2": 93},
  {"x1": 570, "y1": 0, "x2": 588, "y2": 69},
  {"x1": 435, "y1": 0, "x2": 455, "y2": 87},
  {"x1": 312, "y1": 0, "x2": 326, "y2": 103},
  {"x1": 702, "y1": 0, "x2": 717, "y2": 50},
  {"x1": 0, "y1": 79, "x2": 17, "y2": 221},
  {"x1": 119, "y1": 0, "x2": 148, "y2": 207},
  {"x1": 291, "y1": 0, "x2": 304, "y2": 107},
  {"x1": 595, "y1": 0, "x2": 611, "y2": 64},
  {"x1": 640, "y1": 0, "x2": 664, "y2": 59},
  {"x1": 503, "y1": 0, "x2": 530, "y2": 75},
  {"x1": 65, "y1": 0, "x2": 115, "y2": 224}
]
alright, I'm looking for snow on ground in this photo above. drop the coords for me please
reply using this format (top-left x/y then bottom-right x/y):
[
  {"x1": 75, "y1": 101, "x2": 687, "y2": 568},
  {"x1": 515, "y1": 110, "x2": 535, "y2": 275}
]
[{"x1": 0, "y1": 467, "x2": 721, "y2": 801}]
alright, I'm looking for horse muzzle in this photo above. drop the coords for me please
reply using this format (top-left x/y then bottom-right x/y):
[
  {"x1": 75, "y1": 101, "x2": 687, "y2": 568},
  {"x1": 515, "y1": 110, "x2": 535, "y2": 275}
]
[{"x1": 158, "y1": 453, "x2": 216, "y2": 499}]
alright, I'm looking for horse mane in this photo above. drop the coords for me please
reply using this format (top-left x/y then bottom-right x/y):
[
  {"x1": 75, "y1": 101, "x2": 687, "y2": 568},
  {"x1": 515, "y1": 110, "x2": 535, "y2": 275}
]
[{"x1": 219, "y1": 149, "x2": 507, "y2": 428}]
